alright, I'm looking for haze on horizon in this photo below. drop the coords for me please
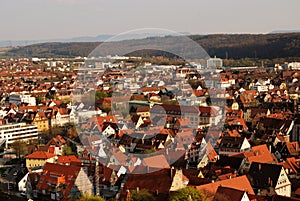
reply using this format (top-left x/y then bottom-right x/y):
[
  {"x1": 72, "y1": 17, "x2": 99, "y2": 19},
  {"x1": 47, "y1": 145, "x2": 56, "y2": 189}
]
[{"x1": 0, "y1": 0, "x2": 299, "y2": 41}]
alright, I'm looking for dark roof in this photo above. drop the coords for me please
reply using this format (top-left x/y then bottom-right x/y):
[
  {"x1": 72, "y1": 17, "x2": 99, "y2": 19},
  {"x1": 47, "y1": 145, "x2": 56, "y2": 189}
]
[
  {"x1": 213, "y1": 186, "x2": 247, "y2": 201},
  {"x1": 219, "y1": 136, "x2": 245, "y2": 150},
  {"x1": 247, "y1": 162, "x2": 283, "y2": 188},
  {"x1": 122, "y1": 168, "x2": 175, "y2": 201},
  {"x1": 262, "y1": 117, "x2": 284, "y2": 130},
  {"x1": 271, "y1": 194, "x2": 300, "y2": 201},
  {"x1": 250, "y1": 108, "x2": 269, "y2": 118},
  {"x1": 119, "y1": 134, "x2": 133, "y2": 146},
  {"x1": 216, "y1": 155, "x2": 244, "y2": 170},
  {"x1": 151, "y1": 104, "x2": 199, "y2": 115},
  {"x1": 187, "y1": 176, "x2": 211, "y2": 186}
]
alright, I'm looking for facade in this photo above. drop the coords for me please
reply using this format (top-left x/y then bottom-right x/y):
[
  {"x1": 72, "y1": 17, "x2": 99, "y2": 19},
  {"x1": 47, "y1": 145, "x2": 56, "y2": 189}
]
[
  {"x1": 46, "y1": 135, "x2": 67, "y2": 156},
  {"x1": 29, "y1": 112, "x2": 49, "y2": 132},
  {"x1": 248, "y1": 162, "x2": 291, "y2": 197},
  {"x1": 207, "y1": 56, "x2": 223, "y2": 69},
  {"x1": 150, "y1": 104, "x2": 200, "y2": 128},
  {"x1": 25, "y1": 151, "x2": 56, "y2": 169},
  {"x1": 36, "y1": 163, "x2": 93, "y2": 200},
  {"x1": 0, "y1": 123, "x2": 38, "y2": 148},
  {"x1": 9, "y1": 94, "x2": 37, "y2": 106},
  {"x1": 213, "y1": 186, "x2": 251, "y2": 201},
  {"x1": 199, "y1": 106, "x2": 222, "y2": 126},
  {"x1": 218, "y1": 136, "x2": 251, "y2": 155}
]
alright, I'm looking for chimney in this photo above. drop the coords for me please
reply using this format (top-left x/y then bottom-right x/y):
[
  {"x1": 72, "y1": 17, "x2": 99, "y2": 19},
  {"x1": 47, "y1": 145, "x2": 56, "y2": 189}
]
[
  {"x1": 257, "y1": 189, "x2": 261, "y2": 195},
  {"x1": 171, "y1": 166, "x2": 174, "y2": 178}
]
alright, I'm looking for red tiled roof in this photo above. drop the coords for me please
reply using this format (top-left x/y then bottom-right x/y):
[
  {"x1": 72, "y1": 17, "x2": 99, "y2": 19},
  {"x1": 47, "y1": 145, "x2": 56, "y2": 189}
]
[
  {"x1": 37, "y1": 163, "x2": 81, "y2": 199},
  {"x1": 286, "y1": 142, "x2": 300, "y2": 155},
  {"x1": 213, "y1": 186, "x2": 249, "y2": 201},
  {"x1": 244, "y1": 144, "x2": 275, "y2": 164},
  {"x1": 143, "y1": 154, "x2": 170, "y2": 169},
  {"x1": 122, "y1": 168, "x2": 175, "y2": 201},
  {"x1": 57, "y1": 155, "x2": 81, "y2": 165},
  {"x1": 25, "y1": 151, "x2": 56, "y2": 159},
  {"x1": 196, "y1": 175, "x2": 254, "y2": 200}
]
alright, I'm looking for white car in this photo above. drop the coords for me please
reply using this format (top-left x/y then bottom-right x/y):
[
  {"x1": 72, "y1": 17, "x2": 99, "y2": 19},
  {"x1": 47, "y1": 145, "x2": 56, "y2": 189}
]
[{"x1": 20, "y1": 191, "x2": 26, "y2": 197}]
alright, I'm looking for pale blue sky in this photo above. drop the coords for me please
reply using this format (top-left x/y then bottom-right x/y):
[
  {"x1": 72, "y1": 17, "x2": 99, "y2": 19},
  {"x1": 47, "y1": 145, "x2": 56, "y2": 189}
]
[{"x1": 0, "y1": 0, "x2": 299, "y2": 40}]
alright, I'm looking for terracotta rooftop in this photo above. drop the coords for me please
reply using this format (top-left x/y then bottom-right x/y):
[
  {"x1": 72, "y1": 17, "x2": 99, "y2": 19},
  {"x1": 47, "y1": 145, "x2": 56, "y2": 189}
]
[
  {"x1": 25, "y1": 151, "x2": 56, "y2": 159},
  {"x1": 196, "y1": 175, "x2": 254, "y2": 200},
  {"x1": 213, "y1": 186, "x2": 249, "y2": 201},
  {"x1": 57, "y1": 155, "x2": 81, "y2": 165},
  {"x1": 143, "y1": 154, "x2": 170, "y2": 169}
]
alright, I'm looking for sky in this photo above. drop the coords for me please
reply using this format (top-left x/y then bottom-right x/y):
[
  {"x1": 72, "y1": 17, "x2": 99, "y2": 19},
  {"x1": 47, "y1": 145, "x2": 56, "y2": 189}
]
[{"x1": 0, "y1": 0, "x2": 299, "y2": 41}]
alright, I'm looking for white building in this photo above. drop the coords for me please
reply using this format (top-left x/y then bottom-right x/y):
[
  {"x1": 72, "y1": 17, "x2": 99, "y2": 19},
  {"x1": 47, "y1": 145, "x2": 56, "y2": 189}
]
[
  {"x1": 9, "y1": 94, "x2": 36, "y2": 106},
  {"x1": 18, "y1": 169, "x2": 43, "y2": 192},
  {"x1": 288, "y1": 62, "x2": 300, "y2": 70},
  {"x1": 0, "y1": 123, "x2": 38, "y2": 148},
  {"x1": 207, "y1": 56, "x2": 223, "y2": 69}
]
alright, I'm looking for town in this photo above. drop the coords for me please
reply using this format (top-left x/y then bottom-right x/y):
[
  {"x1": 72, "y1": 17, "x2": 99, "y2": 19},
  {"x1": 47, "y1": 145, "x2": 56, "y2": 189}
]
[{"x1": 0, "y1": 55, "x2": 300, "y2": 201}]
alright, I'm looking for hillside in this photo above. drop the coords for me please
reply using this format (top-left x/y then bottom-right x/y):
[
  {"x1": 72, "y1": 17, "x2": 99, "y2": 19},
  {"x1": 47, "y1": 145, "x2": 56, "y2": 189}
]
[{"x1": 2, "y1": 33, "x2": 300, "y2": 60}]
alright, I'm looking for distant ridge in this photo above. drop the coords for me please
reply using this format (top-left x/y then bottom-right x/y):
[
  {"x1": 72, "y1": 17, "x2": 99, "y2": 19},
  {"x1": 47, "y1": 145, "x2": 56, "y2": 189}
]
[
  {"x1": 2, "y1": 33, "x2": 300, "y2": 60},
  {"x1": 269, "y1": 30, "x2": 300, "y2": 34},
  {"x1": 0, "y1": 32, "x2": 191, "y2": 48}
]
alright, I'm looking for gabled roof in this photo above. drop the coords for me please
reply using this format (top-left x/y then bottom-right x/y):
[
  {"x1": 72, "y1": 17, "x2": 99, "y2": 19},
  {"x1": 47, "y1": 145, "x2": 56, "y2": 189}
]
[
  {"x1": 250, "y1": 108, "x2": 269, "y2": 118},
  {"x1": 216, "y1": 155, "x2": 244, "y2": 170},
  {"x1": 143, "y1": 154, "x2": 170, "y2": 169},
  {"x1": 57, "y1": 155, "x2": 81, "y2": 166},
  {"x1": 244, "y1": 144, "x2": 276, "y2": 164},
  {"x1": 199, "y1": 106, "x2": 218, "y2": 117},
  {"x1": 247, "y1": 162, "x2": 284, "y2": 188},
  {"x1": 46, "y1": 135, "x2": 67, "y2": 147},
  {"x1": 122, "y1": 168, "x2": 175, "y2": 201},
  {"x1": 205, "y1": 142, "x2": 218, "y2": 161},
  {"x1": 286, "y1": 142, "x2": 299, "y2": 156},
  {"x1": 213, "y1": 186, "x2": 249, "y2": 201},
  {"x1": 37, "y1": 163, "x2": 81, "y2": 198},
  {"x1": 281, "y1": 157, "x2": 300, "y2": 174},
  {"x1": 25, "y1": 151, "x2": 56, "y2": 159},
  {"x1": 219, "y1": 136, "x2": 247, "y2": 150},
  {"x1": 196, "y1": 175, "x2": 254, "y2": 200},
  {"x1": 270, "y1": 194, "x2": 300, "y2": 201}
]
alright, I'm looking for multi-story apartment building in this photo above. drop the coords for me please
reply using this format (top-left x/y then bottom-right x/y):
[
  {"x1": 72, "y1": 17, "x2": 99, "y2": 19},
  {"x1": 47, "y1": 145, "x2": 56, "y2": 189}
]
[{"x1": 0, "y1": 123, "x2": 38, "y2": 148}]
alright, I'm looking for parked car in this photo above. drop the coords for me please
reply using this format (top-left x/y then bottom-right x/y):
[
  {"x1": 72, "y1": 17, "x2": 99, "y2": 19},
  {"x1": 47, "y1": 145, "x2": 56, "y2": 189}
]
[{"x1": 20, "y1": 191, "x2": 26, "y2": 197}]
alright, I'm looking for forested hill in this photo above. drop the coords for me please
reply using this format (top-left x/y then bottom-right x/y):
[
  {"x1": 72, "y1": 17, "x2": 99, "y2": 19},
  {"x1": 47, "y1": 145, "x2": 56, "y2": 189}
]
[
  {"x1": 2, "y1": 33, "x2": 300, "y2": 60},
  {"x1": 191, "y1": 33, "x2": 300, "y2": 59}
]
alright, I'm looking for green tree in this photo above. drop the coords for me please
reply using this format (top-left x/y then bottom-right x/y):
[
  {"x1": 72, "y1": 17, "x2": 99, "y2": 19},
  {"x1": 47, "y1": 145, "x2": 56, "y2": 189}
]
[
  {"x1": 169, "y1": 187, "x2": 208, "y2": 201},
  {"x1": 95, "y1": 91, "x2": 109, "y2": 100},
  {"x1": 129, "y1": 189, "x2": 155, "y2": 201},
  {"x1": 63, "y1": 145, "x2": 75, "y2": 155},
  {"x1": 142, "y1": 148, "x2": 156, "y2": 155},
  {"x1": 76, "y1": 193, "x2": 106, "y2": 201},
  {"x1": 11, "y1": 139, "x2": 27, "y2": 159}
]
